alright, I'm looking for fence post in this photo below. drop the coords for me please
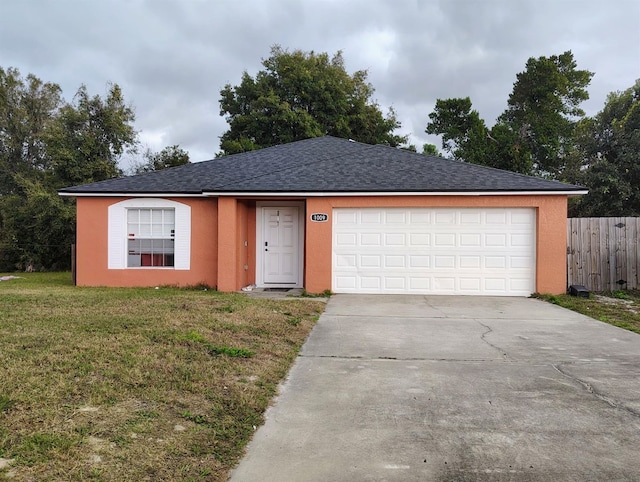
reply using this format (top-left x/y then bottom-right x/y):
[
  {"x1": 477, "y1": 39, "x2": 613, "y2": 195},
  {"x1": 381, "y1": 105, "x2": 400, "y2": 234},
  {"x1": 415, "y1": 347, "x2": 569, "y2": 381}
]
[{"x1": 71, "y1": 244, "x2": 76, "y2": 286}]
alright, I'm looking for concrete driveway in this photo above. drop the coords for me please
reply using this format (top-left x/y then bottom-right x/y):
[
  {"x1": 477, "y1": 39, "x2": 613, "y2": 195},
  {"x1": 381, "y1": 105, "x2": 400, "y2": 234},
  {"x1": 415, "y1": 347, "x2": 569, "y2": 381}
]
[{"x1": 230, "y1": 295, "x2": 640, "y2": 481}]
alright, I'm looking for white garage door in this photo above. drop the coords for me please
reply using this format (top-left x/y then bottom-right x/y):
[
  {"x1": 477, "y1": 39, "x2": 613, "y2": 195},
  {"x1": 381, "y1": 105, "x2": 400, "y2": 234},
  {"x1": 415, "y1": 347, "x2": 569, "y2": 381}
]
[{"x1": 332, "y1": 208, "x2": 536, "y2": 296}]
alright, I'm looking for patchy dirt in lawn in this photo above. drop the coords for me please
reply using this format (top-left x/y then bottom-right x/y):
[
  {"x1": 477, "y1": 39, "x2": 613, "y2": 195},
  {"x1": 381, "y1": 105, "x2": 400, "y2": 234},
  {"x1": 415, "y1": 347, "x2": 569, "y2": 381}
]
[{"x1": 593, "y1": 294, "x2": 639, "y2": 313}]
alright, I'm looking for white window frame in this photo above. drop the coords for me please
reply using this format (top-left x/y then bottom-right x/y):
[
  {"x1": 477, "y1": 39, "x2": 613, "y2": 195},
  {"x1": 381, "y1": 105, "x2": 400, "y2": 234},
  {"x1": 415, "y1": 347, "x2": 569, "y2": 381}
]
[{"x1": 108, "y1": 198, "x2": 191, "y2": 270}]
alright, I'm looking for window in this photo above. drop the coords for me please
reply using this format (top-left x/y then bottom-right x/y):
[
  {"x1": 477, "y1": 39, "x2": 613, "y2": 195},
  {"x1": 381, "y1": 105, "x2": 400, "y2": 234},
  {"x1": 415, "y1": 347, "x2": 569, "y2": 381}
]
[
  {"x1": 127, "y1": 208, "x2": 175, "y2": 267},
  {"x1": 108, "y1": 198, "x2": 190, "y2": 270}
]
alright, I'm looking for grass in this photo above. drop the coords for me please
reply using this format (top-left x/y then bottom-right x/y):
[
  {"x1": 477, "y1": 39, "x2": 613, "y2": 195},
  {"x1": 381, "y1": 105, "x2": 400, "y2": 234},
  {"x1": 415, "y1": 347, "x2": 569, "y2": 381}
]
[
  {"x1": 0, "y1": 272, "x2": 324, "y2": 481},
  {"x1": 535, "y1": 289, "x2": 640, "y2": 334}
]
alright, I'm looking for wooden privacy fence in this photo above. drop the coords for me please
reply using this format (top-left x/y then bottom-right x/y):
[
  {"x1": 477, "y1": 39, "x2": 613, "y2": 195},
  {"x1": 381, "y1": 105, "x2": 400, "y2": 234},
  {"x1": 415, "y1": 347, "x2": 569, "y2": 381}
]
[{"x1": 567, "y1": 217, "x2": 640, "y2": 291}]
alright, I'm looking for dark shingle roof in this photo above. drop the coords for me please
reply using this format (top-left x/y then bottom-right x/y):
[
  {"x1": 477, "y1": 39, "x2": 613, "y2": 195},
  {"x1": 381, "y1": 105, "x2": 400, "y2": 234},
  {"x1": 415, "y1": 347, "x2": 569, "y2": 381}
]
[{"x1": 59, "y1": 136, "x2": 585, "y2": 195}]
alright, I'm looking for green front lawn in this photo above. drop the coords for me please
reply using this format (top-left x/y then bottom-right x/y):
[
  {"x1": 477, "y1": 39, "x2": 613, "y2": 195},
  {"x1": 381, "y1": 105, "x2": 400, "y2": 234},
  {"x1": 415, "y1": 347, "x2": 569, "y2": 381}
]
[
  {"x1": 0, "y1": 273, "x2": 324, "y2": 481},
  {"x1": 535, "y1": 290, "x2": 640, "y2": 334}
]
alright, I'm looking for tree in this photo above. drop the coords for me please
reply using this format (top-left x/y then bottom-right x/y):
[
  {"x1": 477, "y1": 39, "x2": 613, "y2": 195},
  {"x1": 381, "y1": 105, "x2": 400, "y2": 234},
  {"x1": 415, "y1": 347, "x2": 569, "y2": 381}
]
[
  {"x1": 570, "y1": 80, "x2": 640, "y2": 216},
  {"x1": 0, "y1": 176, "x2": 75, "y2": 270},
  {"x1": 425, "y1": 51, "x2": 592, "y2": 178},
  {"x1": 500, "y1": 51, "x2": 593, "y2": 177},
  {"x1": 0, "y1": 67, "x2": 62, "y2": 196},
  {"x1": 132, "y1": 145, "x2": 190, "y2": 174},
  {"x1": 425, "y1": 97, "x2": 490, "y2": 160},
  {"x1": 400, "y1": 143, "x2": 441, "y2": 156},
  {"x1": 0, "y1": 70, "x2": 139, "y2": 271},
  {"x1": 218, "y1": 46, "x2": 405, "y2": 155},
  {"x1": 421, "y1": 143, "x2": 441, "y2": 156},
  {"x1": 425, "y1": 97, "x2": 532, "y2": 173},
  {"x1": 46, "y1": 83, "x2": 137, "y2": 188}
]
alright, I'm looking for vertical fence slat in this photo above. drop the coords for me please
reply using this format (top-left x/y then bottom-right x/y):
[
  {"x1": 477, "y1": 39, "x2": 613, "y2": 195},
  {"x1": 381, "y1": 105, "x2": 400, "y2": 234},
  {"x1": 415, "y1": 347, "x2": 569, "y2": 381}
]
[
  {"x1": 567, "y1": 220, "x2": 575, "y2": 287},
  {"x1": 629, "y1": 219, "x2": 638, "y2": 288},
  {"x1": 567, "y1": 217, "x2": 639, "y2": 291},
  {"x1": 609, "y1": 217, "x2": 617, "y2": 289},
  {"x1": 616, "y1": 218, "x2": 626, "y2": 289}
]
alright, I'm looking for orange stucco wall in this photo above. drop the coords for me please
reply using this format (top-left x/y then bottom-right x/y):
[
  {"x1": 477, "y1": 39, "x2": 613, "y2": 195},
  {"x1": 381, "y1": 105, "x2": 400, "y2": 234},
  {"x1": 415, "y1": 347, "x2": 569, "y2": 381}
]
[
  {"x1": 304, "y1": 195, "x2": 569, "y2": 295},
  {"x1": 76, "y1": 194, "x2": 569, "y2": 295},
  {"x1": 76, "y1": 197, "x2": 218, "y2": 287},
  {"x1": 235, "y1": 200, "x2": 257, "y2": 289}
]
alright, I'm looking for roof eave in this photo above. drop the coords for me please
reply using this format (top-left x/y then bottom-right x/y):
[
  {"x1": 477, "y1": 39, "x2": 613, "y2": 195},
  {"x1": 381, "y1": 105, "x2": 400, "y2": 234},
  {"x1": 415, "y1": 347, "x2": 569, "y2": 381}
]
[
  {"x1": 203, "y1": 190, "x2": 588, "y2": 197},
  {"x1": 58, "y1": 191, "x2": 206, "y2": 197},
  {"x1": 59, "y1": 189, "x2": 588, "y2": 198}
]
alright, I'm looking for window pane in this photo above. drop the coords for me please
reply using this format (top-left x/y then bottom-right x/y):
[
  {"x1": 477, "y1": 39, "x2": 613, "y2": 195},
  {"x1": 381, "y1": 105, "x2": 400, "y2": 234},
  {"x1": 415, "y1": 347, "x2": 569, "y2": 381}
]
[
  {"x1": 162, "y1": 239, "x2": 174, "y2": 254},
  {"x1": 127, "y1": 239, "x2": 141, "y2": 267},
  {"x1": 128, "y1": 254, "x2": 141, "y2": 267},
  {"x1": 165, "y1": 255, "x2": 175, "y2": 267},
  {"x1": 140, "y1": 223, "x2": 152, "y2": 236},
  {"x1": 139, "y1": 209, "x2": 151, "y2": 223},
  {"x1": 125, "y1": 208, "x2": 176, "y2": 267},
  {"x1": 152, "y1": 239, "x2": 164, "y2": 251}
]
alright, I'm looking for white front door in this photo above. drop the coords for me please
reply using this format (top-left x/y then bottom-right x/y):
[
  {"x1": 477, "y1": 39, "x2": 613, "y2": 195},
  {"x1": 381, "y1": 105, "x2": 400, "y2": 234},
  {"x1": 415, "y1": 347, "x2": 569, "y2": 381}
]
[{"x1": 261, "y1": 206, "x2": 302, "y2": 286}]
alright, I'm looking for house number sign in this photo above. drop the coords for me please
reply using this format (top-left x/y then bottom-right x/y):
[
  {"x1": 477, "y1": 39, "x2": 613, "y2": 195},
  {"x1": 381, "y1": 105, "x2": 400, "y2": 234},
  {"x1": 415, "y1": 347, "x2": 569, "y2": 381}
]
[{"x1": 310, "y1": 213, "x2": 329, "y2": 222}]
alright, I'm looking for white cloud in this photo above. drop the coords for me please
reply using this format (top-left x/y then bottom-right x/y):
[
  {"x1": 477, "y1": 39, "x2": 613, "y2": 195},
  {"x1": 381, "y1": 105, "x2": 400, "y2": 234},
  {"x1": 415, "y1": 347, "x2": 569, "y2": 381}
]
[{"x1": 1, "y1": 0, "x2": 638, "y2": 162}]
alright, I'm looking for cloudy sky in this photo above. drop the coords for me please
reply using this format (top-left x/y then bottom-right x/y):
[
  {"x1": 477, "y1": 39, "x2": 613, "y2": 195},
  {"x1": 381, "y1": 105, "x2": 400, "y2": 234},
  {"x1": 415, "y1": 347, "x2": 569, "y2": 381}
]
[{"x1": 1, "y1": 0, "x2": 638, "y2": 167}]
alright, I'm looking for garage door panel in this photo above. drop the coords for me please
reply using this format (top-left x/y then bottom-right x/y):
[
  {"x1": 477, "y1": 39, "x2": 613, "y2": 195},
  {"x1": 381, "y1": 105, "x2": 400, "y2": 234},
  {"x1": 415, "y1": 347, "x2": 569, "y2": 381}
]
[
  {"x1": 385, "y1": 255, "x2": 405, "y2": 268},
  {"x1": 460, "y1": 212, "x2": 482, "y2": 224},
  {"x1": 409, "y1": 233, "x2": 431, "y2": 246},
  {"x1": 335, "y1": 254, "x2": 356, "y2": 268},
  {"x1": 511, "y1": 210, "x2": 535, "y2": 224},
  {"x1": 510, "y1": 233, "x2": 533, "y2": 246},
  {"x1": 435, "y1": 212, "x2": 456, "y2": 224},
  {"x1": 336, "y1": 233, "x2": 357, "y2": 246},
  {"x1": 486, "y1": 211, "x2": 507, "y2": 224},
  {"x1": 360, "y1": 233, "x2": 382, "y2": 245},
  {"x1": 434, "y1": 233, "x2": 456, "y2": 246},
  {"x1": 409, "y1": 255, "x2": 430, "y2": 268},
  {"x1": 433, "y1": 277, "x2": 456, "y2": 291},
  {"x1": 409, "y1": 277, "x2": 430, "y2": 290},
  {"x1": 361, "y1": 277, "x2": 381, "y2": 289},
  {"x1": 410, "y1": 211, "x2": 431, "y2": 224},
  {"x1": 333, "y1": 207, "x2": 536, "y2": 296},
  {"x1": 510, "y1": 256, "x2": 532, "y2": 269},
  {"x1": 335, "y1": 210, "x2": 357, "y2": 224},
  {"x1": 484, "y1": 277, "x2": 507, "y2": 289},
  {"x1": 434, "y1": 256, "x2": 455, "y2": 268},
  {"x1": 460, "y1": 256, "x2": 481, "y2": 268},
  {"x1": 459, "y1": 278, "x2": 482, "y2": 291},
  {"x1": 460, "y1": 233, "x2": 481, "y2": 246},
  {"x1": 485, "y1": 256, "x2": 507, "y2": 269},
  {"x1": 334, "y1": 276, "x2": 357, "y2": 289},
  {"x1": 360, "y1": 255, "x2": 381, "y2": 268},
  {"x1": 384, "y1": 233, "x2": 405, "y2": 246},
  {"x1": 361, "y1": 211, "x2": 381, "y2": 224},
  {"x1": 384, "y1": 277, "x2": 406, "y2": 290},
  {"x1": 385, "y1": 211, "x2": 406, "y2": 223}
]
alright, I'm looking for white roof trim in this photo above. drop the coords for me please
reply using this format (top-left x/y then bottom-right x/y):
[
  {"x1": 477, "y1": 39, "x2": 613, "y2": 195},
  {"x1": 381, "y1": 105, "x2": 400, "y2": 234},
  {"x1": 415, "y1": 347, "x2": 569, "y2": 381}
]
[
  {"x1": 60, "y1": 190, "x2": 588, "y2": 198},
  {"x1": 204, "y1": 190, "x2": 588, "y2": 197},
  {"x1": 58, "y1": 192, "x2": 207, "y2": 198}
]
